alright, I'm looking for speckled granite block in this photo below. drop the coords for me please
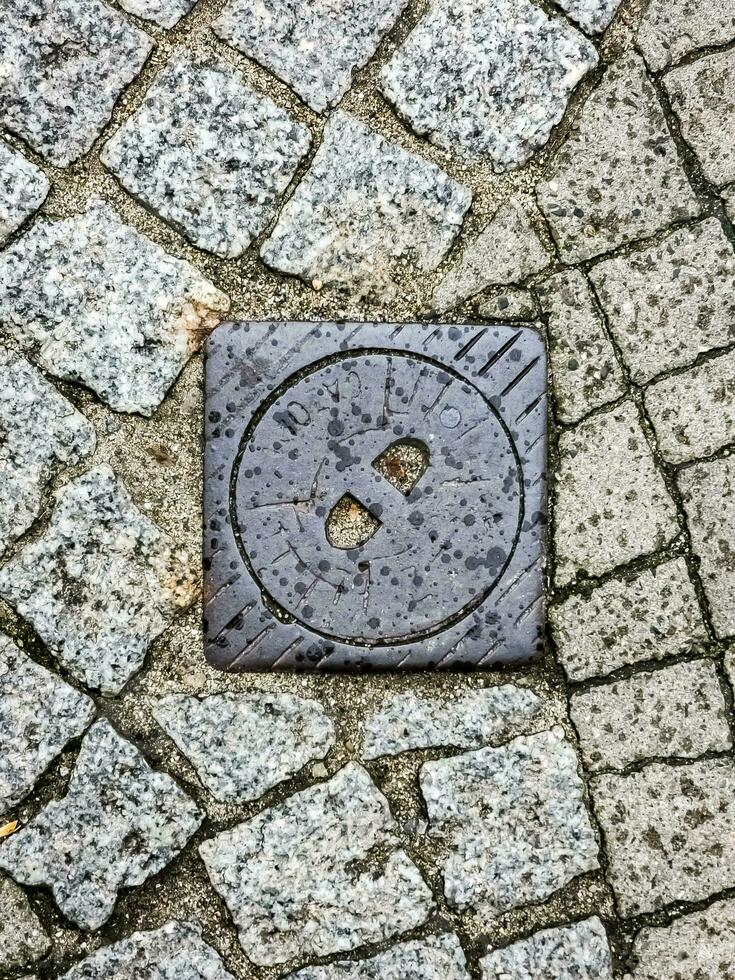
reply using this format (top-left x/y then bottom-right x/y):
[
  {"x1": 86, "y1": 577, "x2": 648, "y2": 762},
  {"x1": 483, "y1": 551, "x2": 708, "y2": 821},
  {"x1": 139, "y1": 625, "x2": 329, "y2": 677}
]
[
  {"x1": 537, "y1": 53, "x2": 698, "y2": 263},
  {"x1": 626, "y1": 898, "x2": 735, "y2": 979},
  {"x1": 645, "y1": 350, "x2": 735, "y2": 464},
  {"x1": 481, "y1": 917, "x2": 613, "y2": 979},
  {"x1": 261, "y1": 112, "x2": 470, "y2": 298},
  {"x1": 432, "y1": 195, "x2": 550, "y2": 312},
  {"x1": 0, "y1": 466, "x2": 196, "y2": 695},
  {"x1": 477, "y1": 288, "x2": 538, "y2": 320},
  {"x1": 0, "y1": 140, "x2": 48, "y2": 243},
  {"x1": 0, "y1": 875, "x2": 50, "y2": 971},
  {"x1": 591, "y1": 219, "x2": 735, "y2": 385},
  {"x1": 102, "y1": 55, "x2": 311, "y2": 258},
  {"x1": 536, "y1": 269, "x2": 625, "y2": 424},
  {"x1": 679, "y1": 456, "x2": 735, "y2": 639},
  {"x1": 59, "y1": 921, "x2": 235, "y2": 980},
  {"x1": 592, "y1": 758, "x2": 735, "y2": 915},
  {"x1": 286, "y1": 935, "x2": 470, "y2": 980},
  {"x1": 637, "y1": 0, "x2": 735, "y2": 72},
  {"x1": 550, "y1": 558, "x2": 707, "y2": 681},
  {"x1": 664, "y1": 49, "x2": 735, "y2": 188},
  {"x1": 570, "y1": 659, "x2": 730, "y2": 772},
  {"x1": 361, "y1": 687, "x2": 543, "y2": 759},
  {"x1": 0, "y1": 0, "x2": 153, "y2": 167},
  {"x1": 0, "y1": 720, "x2": 202, "y2": 930},
  {"x1": 0, "y1": 350, "x2": 95, "y2": 556},
  {"x1": 0, "y1": 635, "x2": 95, "y2": 815},
  {"x1": 153, "y1": 692, "x2": 334, "y2": 801},
  {"x1": 554, "y1": 0, "x2": 622, "y2": 34},
  {"x1": 117, "y1": 0, "x2": 195, "y2": 28},
  {"x1": 421, "y1": 729, "x2": 599, "y2": 915},
  {"x1": 214, "y1": 0, "x2": 408, "y2": 113},
  {"x1": 554, "y1": 402, "x2": 678, "y2": 585},
  {"x1": 380, "y1": 0, "x2": 596, "y2": 168},
  {"x1": 0, "y1": 198, "x2": 229, "y2": 415},
  {"x1": 200, "y1": 763, "x2": 433, "y2": 966}
]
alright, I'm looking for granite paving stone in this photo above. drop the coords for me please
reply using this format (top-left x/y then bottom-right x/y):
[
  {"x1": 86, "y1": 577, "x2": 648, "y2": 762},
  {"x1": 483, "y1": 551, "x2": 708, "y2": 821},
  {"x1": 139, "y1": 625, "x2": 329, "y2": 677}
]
[
  {"x1": 554, "y1": 0, "x2": 622, "y2": 34},
  {"x1": 361, "y1": 686, "x2": 544, "y2": 759},
  {"x1": 590, "y1": 219, "x2": 735, "y2": 384},
  {"x1": 0, "y1": 140, "x2": 48, "y2": 244},
  {"x1": 645, "y1": 349, "x2": 735, "y2": 464},
  {"x1": 554, "y1": 401, "x2": 679, "y2": 585},
  {"x1": 380, "y1": 0, "x2": 597, "y2": 169},
  {"x1": 550, "y1": 558, "x2": 707, "y2": 681},
  {"x1": 0, "y1": 350, "x2": 96, "y2": 556},
  {"x1": 117, "y1": 0, "x2": 195, "y2": 28},
  {"x1": 0, "y1": 197, "x2": 230, "y2": 415},
  {"x1": 286, "y1": 934, "x2": 471, "y2": 980},
  {"x1": 102, "y1": 55, "x2": 311, "y2": 258},
  {"x1": 536, "y1": 52, "x2": 699, "y2": 263},
  {"x1": 58, "y1": 921, "x2": 236, "y2": 980},
  {"x1": 477, "y1": 287, "x2": 539, "y2": 320},
  {"x1": 625, "y1": 898, "x2": 735, "y2": 979},
  {"x1": 536, "y1": 269, "x2": 626, "y2": 424},
  {"x1": 0, "y1": 0, "x2": 153, "y2": 167},
  {"x1": 153, "y1": 692, "x2": 335, "y2": 802},
  {"x1": 0, "y1": 874, "x2": 50, "y2": 971},
  {"x1": 481, "y1": 917, "x2": 613, "y2": 979},
  {"x1": 0, "y1": 634, "x2": 95, "y2": 815},
  {"x1": 0, "y1": 719, "x2": 203, "y2": 930},
  {"x1": 724, "y1": 185, "x2": 735, "y2": 226},
  {"x1": 431, "y1": 195, "x2": 551, "y2": 312},
  {"x1": 570, "y1": 659, "x2": 730, "y2": 772},
  {"x1": 421, "y1": 729, "x2": 599, "y2": 916},
  {"x1": 664, "y1": 49, "x2": 735, "y2": 188},
  {"x1": 261, "y1": 112, "x2": 471, "y2": 299},
  {"x1": 678, "y1": 456, "x2": 735, "y2": 638},
  {"x1": 0, "y1": 465, "x2": 197, "y2": 695},
  {"x1": 637, "y1": 0, "x2": 735, "y2": 73},
  {"x1": 200, "y1": 762, "x2": 433, "y2": 966},
  {"x1": 214, "y1": 0, "x2": 408, "y2": 114},
  {"x1": 591, "y1": 758, "x2": 735, "y2": 915}
]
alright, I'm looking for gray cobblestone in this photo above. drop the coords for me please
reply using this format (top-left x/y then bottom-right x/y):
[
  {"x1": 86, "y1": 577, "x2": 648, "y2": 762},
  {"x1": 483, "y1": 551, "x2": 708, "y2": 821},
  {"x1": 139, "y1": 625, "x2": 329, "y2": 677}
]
[
  {"x1": 286, "y1": 935, "x2": 470, "y2": 980},
  {"x1": 554, "y1": 0, "x2": 622, "y2": 34},
  {"x1": 117, "y1": 0, "x2": 195, "y2": 28},
  {"x1": 481, "y1": 917, "x2": 613, "y2": 979},
  {"x1": 637, "y1": 0, "x2": 735, "y2": 72},
  {"x1": 0, "y1": 875, "x2": 50, "y2": 971},
  {"x1": 477, "y1": 288, "x2": 538, "y2": 320},
  {"x1": 0, "y1": 140, "x2": 48, "y2": 244}
]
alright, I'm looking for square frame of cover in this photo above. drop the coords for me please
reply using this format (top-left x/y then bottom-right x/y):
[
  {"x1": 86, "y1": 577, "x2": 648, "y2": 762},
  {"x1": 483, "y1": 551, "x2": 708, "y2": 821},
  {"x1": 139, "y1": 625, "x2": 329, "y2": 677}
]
[{"x1": 203, "y1": 321, "x2": 547, "y2": 671}]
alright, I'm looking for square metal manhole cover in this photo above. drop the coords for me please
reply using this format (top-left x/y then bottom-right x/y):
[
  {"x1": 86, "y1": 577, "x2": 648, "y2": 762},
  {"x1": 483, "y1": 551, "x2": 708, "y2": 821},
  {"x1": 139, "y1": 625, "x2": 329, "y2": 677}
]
[{"x1": 204, "y1": 322, "x2": 547, "y2": 671}]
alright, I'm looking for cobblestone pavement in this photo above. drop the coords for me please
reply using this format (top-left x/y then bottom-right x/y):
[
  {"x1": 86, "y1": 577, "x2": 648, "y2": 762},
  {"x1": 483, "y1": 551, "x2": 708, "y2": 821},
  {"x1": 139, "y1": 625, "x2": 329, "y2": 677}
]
[{"x1": 0, "y1": 0, "x2": 734, "y2": 977}]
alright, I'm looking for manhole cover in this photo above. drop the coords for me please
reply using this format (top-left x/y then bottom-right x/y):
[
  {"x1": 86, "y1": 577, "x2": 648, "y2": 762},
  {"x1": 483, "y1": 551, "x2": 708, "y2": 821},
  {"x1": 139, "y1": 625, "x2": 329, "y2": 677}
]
[{"x1": 204, "y1": 322, "x2": 547, "y2": 671}]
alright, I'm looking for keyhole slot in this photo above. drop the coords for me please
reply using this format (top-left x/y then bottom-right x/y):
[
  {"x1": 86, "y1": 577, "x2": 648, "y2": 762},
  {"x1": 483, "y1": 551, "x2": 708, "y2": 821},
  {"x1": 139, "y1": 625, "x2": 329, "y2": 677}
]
[
  {"x1": 372, "y1": 438, "x2": 429, "y2": 496},
  {"x1": 325, "y1": 493, "x2": 382, "y2": 550}
]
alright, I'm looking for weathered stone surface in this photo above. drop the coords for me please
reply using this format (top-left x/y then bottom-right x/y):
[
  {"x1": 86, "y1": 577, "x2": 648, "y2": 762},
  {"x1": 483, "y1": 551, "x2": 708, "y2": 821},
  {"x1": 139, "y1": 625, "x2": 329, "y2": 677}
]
[
  {"x1": 0, "y1": 0, "x2": 153, "y2": 167},
  {"x1": 421, "y1": 729, "x2": 599, "y2": 915},
  {"x1": 679, "y1": 456, "x2": 735, "y2": 639},
  {"x1": 0, "y1": 635, "x2": 95, "y2": 815},
  {"x1": 0, "y1": 140, "x2": 48, "y2": 243},
  {"x1": 200, "y1": 763, "x2": 432, "y2": 966},
  {"x1": 361, "y1": 686, "x2": 543, "y2": 759},
  {"x1": 0, "y1": 875, "x2": 50, "y2": 971},
  {"x1": 637, "y1": 0, "x2": 735, "y2": 72},
  {"x1": 591, "y1": 219, "x2": 735, "y2": 385},
  {"x1": 261, "y1": 112, "x2": 470, "y2": 299},
  {"x1": 550, "y1": 558, "x2": 707, "y2": 681},
  {"x1": 432, "y1": 195, "x2": 550, "y2": 312},
  {"x1": 214, "y1": 0, "x2": 408, "y2": 114},
  {"x1": 0, "y1": 720, "x2": 202, "y2": 930},
  {"x1": 477, "y1": 288, "x2": 538, "y2": 320},
  {"x1": 481, "y1": 917, "x2": 613, "y2": 979},
  {"x1": 0, "y1": 466, "x2": 196, "y2": 695},
  {"x1": 554, "y1": 402, "x2": 678, "y2": 585},
  {"x1": 664, "y1": 49, "x2": 735, "y2": 188},
  {"x1": 153, "y1": 692, "x2": 335, "y2": 802},
  {"x1": 592, "y1": 758, "x2": 735, "y2": 915},
  {"x1": 0, "y1": 350, "x2": 95, "y2": 556},
  {"x1": 287, "y1": 934, "x2": 470, "y2": 980},
  {"x1": 537, "y1": 53, "x2": 698, "y2": 263},
  {"x1": 59, "y1": 921, "x2": 235, "y2": 980},
  {"x1": 554, "y1": 0, "x2": 622, "y2": 34},
  {"x1": 117, "y1": 0, "x2": 195, "y2": 28},
  {"x1": 645, "y1": 350, "x2": 735, "y2": 464},
  {"x1": 570, "y1": 659, "x2": 730, "y2": 772},
  {"x1": 102, "y1": 55, "x2": 311, "y2": 258},
  {"x1": 626, "y1": 898, "x2": 735, "y2": 979},
  {"x1": 380, "y1": 0, "x2": 596, "y2": 168},
  {"x1": 0, "y1": 198, "x2": 229, "y2": 416},
  {"x1": 536, "y1": 269, "x2": 625, "y2": 424}
]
